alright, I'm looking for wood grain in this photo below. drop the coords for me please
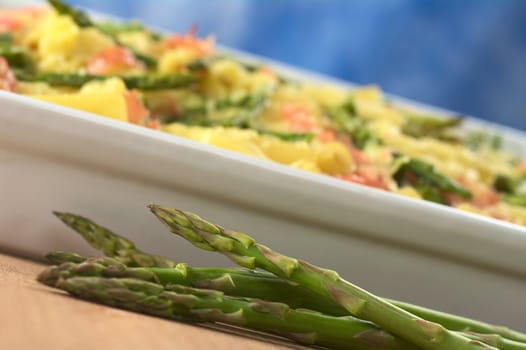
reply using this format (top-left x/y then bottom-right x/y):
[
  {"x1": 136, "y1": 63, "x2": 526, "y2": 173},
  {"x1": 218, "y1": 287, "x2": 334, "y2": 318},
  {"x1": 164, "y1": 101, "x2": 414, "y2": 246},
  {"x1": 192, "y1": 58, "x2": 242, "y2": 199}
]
[{"x1": 0, "y1": 253, "x2": 305, "y2": 350}]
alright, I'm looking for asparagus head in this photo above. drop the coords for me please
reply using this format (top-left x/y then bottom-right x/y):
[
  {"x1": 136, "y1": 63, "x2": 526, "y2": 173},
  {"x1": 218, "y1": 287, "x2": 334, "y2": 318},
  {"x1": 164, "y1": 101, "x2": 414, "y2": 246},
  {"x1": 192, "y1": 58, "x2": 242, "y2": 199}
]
[{"x1": 53, "y1": 212, "x2": 177, "y2": 268}]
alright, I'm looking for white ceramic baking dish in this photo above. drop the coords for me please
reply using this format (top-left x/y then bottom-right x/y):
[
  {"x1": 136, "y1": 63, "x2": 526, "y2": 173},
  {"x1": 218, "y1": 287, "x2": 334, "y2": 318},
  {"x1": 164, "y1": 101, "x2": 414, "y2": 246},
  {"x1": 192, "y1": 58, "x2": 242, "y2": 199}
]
[{"x1": 1, "y1": 0, "x2": 526, "y2": 331}]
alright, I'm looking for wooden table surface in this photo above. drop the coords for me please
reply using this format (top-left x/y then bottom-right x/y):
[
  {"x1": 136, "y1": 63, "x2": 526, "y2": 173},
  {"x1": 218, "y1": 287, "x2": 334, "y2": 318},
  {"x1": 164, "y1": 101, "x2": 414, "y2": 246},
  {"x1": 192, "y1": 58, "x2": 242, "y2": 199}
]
[{"x1": 0, "y1": 252, "x2": 304, "y2": 350}]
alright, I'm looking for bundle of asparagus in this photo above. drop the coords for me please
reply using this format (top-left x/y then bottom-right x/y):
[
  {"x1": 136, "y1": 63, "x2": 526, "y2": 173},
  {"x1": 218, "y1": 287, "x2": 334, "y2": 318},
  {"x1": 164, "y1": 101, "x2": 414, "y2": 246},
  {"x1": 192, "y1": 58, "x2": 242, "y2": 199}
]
[{"x1": 38, "y1": 207, "x2": 526, "y2": 350}]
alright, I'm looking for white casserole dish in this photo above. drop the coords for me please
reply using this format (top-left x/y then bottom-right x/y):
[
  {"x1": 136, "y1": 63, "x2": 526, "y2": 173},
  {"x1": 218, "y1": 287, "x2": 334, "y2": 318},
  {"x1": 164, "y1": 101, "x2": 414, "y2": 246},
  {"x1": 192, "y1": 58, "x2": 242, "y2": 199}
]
[{"x1": 1, "y1": 0, "x2": 526, "y2": 331}]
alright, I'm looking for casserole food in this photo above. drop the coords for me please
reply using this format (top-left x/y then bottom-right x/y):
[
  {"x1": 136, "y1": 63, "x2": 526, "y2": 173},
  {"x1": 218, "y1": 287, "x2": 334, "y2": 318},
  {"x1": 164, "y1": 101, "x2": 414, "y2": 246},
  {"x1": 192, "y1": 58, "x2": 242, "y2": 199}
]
[{"x1": 2, "y1": 1, "x2": 526, "y2": 226}]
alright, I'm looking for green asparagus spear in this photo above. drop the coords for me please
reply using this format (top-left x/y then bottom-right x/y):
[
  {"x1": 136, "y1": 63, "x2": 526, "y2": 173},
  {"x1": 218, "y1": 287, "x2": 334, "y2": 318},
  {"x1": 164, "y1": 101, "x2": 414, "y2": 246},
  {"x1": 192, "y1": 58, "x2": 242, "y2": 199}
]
[
  {"x1": 254, "y1": 129, "x2": 315, "y2": 142},
  {"x1": 186, "y1": 56, "x2": 292, "y2": 85},
  {"x1": 39, "y1": 254, "x2": 348, "y2": 316},
  {"x1": 45, "y1": 251, "x2": 87, "y2": 265},
  {"x1": 120, "y1": 74, "x2": 197, "y2": 90},
  {"x1": 54, "y1": 212, "x2": 526, "y2": 344},
  {"x1": 492, "y1": 175, "x2": 526, "y2": 207},
  {"x1": 461, "y1": 332, "x2": 526, "y2": 350},
  {"x1": 47, "y1": 0, "x2": 157, "y2": 68},
  {"x1": 150, "y1": 204, "x2": 497, "y2": 350},
  {"x1": 391, "y1": 300, "x2": 526, "y2": 344},
  {"x1": 393, "y1": 157, "x2": 472, "y2": 203},
  {"x1": 324, "y1": 101, "x2": 382, "y2": 149},
  {"x1": 96, "y1": 20, "x2": 162, "y2": 41},
  {"x1": 402, "y1": 114, "x2": 463, "y2": 141},
  {"x1": 493, "y1": 175, "x2": 518, "y2": 194},
  {"x1": 48, "y1": 0, "x2": 93, "y2": 27},
  {"x1": 25, "y1": 72, "x2": 197, "y2": 90},
  {"x1": 186, "y1": 56, "x2": 264, "y2": 74},
  {"x1": 0, "y1": 44, "x2": 35, "y2": 76},
  {"x1": 48, "y1": 275, "x2": 419, "y2": 350},
  {"x1": 176, "y1": 90, "x2": 271, "y2": 129},
  {"x1": 53, "y1": 212, "x2": 177, "y2": 268},
  {"x1": 501, "y1": 194, "x2": 526, "y2": 207},
  {"x1": 464, "y1": 131, "x2": 502, "y2": 151}
]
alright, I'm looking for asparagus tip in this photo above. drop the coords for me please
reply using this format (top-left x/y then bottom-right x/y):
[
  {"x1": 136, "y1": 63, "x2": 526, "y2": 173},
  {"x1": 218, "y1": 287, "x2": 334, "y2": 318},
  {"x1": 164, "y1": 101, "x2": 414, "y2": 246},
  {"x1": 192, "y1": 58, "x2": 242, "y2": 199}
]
[
  {"x1": 36, "y1": 265, "x2": 64, "y2": 287},
  {"x1": 44, "y1": 251, "x2": 86, "y2": 265},
  {"x1": 52, "y1": 210, "x2": 67, "y2": 221}
]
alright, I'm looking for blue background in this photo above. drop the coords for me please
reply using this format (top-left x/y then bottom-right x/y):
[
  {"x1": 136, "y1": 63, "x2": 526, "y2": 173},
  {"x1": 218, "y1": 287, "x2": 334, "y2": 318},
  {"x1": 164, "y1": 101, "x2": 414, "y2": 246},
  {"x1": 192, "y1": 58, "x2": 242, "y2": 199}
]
[{"x1": 70, "y1": 0, "x2": 526, "y2": 132}]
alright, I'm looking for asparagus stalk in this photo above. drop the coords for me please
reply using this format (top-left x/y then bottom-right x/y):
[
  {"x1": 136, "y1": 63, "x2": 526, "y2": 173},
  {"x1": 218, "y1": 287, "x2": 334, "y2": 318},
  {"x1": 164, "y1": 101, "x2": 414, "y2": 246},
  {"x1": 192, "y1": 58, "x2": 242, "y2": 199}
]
[
  {"x1": 120, "y1": 74, "x2": 197, "y2": 90},
  {"x1": 254, "y1": 129, "x2": 314, "y2": 142},
  {"x1": 39, "y1": 254, "x2": 349, "y2": 316},
  {"x1": 0, "y1": 44, "x2": 35, "y2": 76},
  {"x1": 390, "y1": 300, "x2": 526, "y2": 344},
  {"x1": 48, "y1": 0, "x2": 93, "y2": 27},
  {"x1": 54, "y1": 212, "x2": 526, "y2": 343},
  {"x1": 464, "y1": 131, "x2": 502, "y2": 151},
  {"x1": 461, "y1": 332, "x2": 526, "y2": 350},
  {"x1": 401, "y1": 114, "x2": 463, "y2": 141},
  {"x1": 47, "y1": 275, "x2": 419, "y2": 350},
  {"x1": 25, "y1": 72, "x2": 197, "y2": 90},
  {"x1": 501, "y1": 194, "x2": 526, "y2": 207},
  {"x1": 393, "y1": 157, "x2": 472, "y2": 203},
  {"x1": 176, "y1": 90, "x2": 271, "y2": 129},
  {"x1": 186, "y1": 56, "x2": 292, "y2": 84},
  {"x1": 492, "y1": 175, "x2": 526, "y2": 207},
  {"x1": 150, "y1": 204, "x2": 498, "y2": 350},
  {"x1": 405, "y1": 159, "x2": 472, "y2": 200},
  {"x1": 493, "y1": 175, "x2": 519, "y2": 194},
  {"x1": 324, "y1": 101, "x2": 382, "y2": 149},
  {"x1": 96, "y1": 20, "x2": 162, "y2": 41}
]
